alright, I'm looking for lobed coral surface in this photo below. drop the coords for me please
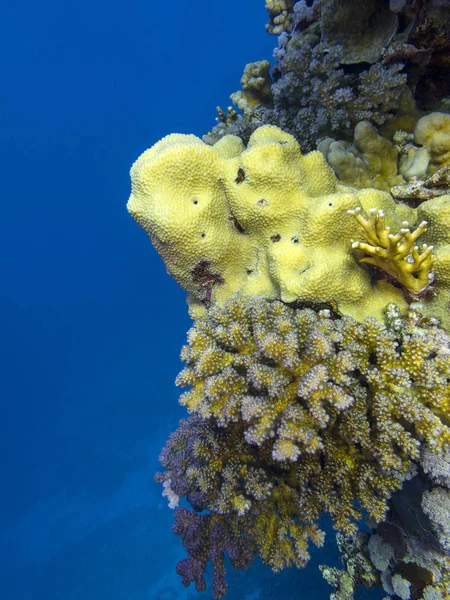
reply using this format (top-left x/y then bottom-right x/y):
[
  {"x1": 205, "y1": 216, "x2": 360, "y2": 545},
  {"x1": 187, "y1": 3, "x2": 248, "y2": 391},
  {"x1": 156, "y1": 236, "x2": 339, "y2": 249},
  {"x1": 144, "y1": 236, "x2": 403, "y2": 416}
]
[{"x1": 128, "y1": 124, "x2": 450, "y2": 328}]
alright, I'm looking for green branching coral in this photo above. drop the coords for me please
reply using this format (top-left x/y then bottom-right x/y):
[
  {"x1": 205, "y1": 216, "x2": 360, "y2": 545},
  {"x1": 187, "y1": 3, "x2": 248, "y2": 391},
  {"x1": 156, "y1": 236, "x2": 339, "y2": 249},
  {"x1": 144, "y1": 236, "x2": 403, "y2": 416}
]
[{"x1": 156, "y1": 296, "x2": 450, "y2": 597}]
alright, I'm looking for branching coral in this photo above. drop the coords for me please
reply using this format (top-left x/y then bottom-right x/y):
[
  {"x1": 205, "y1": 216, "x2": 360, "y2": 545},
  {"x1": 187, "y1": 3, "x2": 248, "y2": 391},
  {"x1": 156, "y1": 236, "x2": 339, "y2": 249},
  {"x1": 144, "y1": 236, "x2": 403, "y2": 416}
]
[
  {"x1": 156, "y1": 296, "x2": 450, "y2": 598},
  {"x1": 155, "y1": 414, "x2": 325, "y2": 597},
  {"x1": 348, "y1": 207, "x2": 436, "y2": 293},
  {"x1": 205, "y1": 0, "x2": 450, "y2": 154},
  {"x1": 211, "y1": 41, "x2": 407, "y2": 153}
]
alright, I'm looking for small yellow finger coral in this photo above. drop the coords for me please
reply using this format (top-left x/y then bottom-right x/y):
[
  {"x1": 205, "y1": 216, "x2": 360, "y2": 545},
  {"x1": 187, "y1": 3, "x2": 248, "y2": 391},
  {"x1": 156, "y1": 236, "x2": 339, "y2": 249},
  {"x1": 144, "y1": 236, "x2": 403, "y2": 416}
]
[{"x1": 348, "y1": 207, "x2": 436, "y2": 293}]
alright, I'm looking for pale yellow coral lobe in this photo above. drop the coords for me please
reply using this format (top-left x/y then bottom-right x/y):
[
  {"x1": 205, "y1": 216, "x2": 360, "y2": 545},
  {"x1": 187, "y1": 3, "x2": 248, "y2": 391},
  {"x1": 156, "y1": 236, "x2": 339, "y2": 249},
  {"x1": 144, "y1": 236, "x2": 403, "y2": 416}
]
[{"x1": 128, "y1": 125, "x2": 449, "y2": 327}]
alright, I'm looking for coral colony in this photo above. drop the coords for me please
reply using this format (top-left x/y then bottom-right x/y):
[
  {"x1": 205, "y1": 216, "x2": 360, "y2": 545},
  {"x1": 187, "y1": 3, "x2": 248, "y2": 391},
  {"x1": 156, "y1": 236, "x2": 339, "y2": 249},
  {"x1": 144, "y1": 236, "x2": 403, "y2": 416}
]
[{"x1": 128, "y1": 1, "x2": 450, "y2": 598}]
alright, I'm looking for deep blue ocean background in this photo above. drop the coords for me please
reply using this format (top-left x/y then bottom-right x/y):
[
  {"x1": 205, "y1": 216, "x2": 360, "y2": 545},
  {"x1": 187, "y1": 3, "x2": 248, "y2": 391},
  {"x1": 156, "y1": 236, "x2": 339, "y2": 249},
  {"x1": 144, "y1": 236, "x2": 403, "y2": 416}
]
[{"x1": 1, "y1": 1, "x2": 386, "y2": 598}]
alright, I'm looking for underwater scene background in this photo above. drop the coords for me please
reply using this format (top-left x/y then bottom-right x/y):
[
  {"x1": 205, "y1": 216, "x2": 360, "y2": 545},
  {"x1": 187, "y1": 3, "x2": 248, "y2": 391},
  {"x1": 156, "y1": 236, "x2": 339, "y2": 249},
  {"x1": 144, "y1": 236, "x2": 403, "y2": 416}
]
[{"x1": 2, "y1": 0, "x2": 449, "y2": 599}]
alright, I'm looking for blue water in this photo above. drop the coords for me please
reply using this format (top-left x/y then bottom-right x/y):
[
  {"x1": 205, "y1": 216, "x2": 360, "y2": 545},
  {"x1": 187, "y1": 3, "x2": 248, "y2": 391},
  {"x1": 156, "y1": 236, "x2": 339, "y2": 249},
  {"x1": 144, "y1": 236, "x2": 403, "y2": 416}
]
[{"x1": 1, "y1": 1, "x2": 386, "y2": 598}]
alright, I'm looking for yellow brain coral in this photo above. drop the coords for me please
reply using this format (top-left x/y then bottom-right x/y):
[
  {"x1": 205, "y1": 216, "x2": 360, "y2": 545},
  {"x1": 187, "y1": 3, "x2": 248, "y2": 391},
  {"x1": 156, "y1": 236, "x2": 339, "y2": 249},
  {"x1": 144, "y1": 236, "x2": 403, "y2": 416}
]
[{"x1": 128, "y1": 125, "x2": 450, "y2": 328}]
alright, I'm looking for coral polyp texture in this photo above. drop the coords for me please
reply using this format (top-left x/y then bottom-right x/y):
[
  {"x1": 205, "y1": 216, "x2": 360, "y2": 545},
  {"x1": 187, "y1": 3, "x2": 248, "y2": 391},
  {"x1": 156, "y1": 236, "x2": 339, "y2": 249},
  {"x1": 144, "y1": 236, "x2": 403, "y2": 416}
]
[
  {"x1": 128, "y1": 124, "x2": 450, "y2": 328},
  {"x1": 155, "y1": 296, "x2": 450, "y2": 598}
]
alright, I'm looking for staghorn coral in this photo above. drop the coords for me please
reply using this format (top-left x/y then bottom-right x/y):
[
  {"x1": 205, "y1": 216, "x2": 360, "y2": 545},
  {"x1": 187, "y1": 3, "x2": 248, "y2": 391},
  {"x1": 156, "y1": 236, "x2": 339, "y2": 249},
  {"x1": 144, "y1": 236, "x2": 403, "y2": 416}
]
[{"x1": 155, "y1": 296, "x2": 450, "y2": 598}]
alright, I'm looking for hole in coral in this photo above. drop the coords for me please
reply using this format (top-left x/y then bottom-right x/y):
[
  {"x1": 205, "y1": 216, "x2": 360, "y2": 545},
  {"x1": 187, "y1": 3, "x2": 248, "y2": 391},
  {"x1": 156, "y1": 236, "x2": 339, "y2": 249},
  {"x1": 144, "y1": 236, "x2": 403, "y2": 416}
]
[
  {"x1": 329, "y1": 203, "x2": 332, "y2": 206},
  {"x1": 191, "y1": 260, "x2": 224, "y2": 288},
  {"x1": 192, "y1": 198, "x2": 199, "y2": 204},
  {"x1": 246, "y1": 269, "x2": 253, "y2": 275},
  {"x1": 397, "y1": 12, "x2": 410, "y2": 34},
  {"x1": 292, "y1": 235, "x2": 299, "y2": 244},
  {"x1": 257, "y1": 198, "x2": 268, "y2": 207},
  {"x1": 235, "y1": 168, "x2": 246, "y2": 184},
  {"x1": 271, "y1": 234, "x2": 281, "y2": 243},
  {"x1": 342, "y1": 61, "x2": 372, "y2": 75},
  {"x1": 228, "y1": 213, "x2": 246, "y2": 234},
  {"x1": 201, "y1": 232, "x2": 206, "y2": 238}
]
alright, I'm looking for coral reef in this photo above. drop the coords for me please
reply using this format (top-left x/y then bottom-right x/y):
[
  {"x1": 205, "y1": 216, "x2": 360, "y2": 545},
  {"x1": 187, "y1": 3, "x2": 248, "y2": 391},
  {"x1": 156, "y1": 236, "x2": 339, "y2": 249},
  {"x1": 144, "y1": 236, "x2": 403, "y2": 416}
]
[
  {"x1": 205, "y1": 42, "x2": 407, "y2": 153},
  {"x1": 265, "y1": 0, "x2": 296, "y2": 35},
  {"x1": 128, "y1": 124, "x2": 450, "y2": 328},
  {"x1": 128, "y1": 2, "x2": 450, "y2": 598},
  {"x1": 155, "y1": 297, "x2": 450, "y2": 598},
  {"x1": 322, "y1": 465, "x2": 450, "y2": 599},
  {"x1": 204, "y1": 0, "x2": 450, "y2": 153},
  {"x1": 318, "y1": 120, "x2": 406, "y2": 193},
  {"x1": 319, "y1": 113, "x2": 450, "y2": 203}
]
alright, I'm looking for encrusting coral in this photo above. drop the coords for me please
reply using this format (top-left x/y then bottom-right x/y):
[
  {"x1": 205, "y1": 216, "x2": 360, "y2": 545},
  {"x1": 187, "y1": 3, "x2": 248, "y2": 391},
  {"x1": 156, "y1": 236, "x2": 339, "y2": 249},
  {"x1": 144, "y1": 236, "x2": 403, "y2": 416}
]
[
  {"x1": 128, "y1": 124, "x2": 450, "y2": 329},
  {"x1": 155, "y1": 296, "x2": 450, "y2": 598}
]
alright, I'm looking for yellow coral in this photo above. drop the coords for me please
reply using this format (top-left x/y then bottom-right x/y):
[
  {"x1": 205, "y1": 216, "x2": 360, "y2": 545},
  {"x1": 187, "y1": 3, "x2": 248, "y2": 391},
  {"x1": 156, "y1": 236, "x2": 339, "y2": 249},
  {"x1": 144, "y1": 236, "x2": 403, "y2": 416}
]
[
  {"x1": 265, "y1": 0, "x2": 294, "y2": 35},
  {"x1": 128, "y1": 125, "x2": 450, "y2": 328},
  {"x1": 230, "y1": 61, "x2": 273, "y2": 118},
  {"x1": 348, "y1": 207, "x2": 436, "y2": 293},
  {"x1": 415, "y1": 112, "x2": 450, "y2": 173}
]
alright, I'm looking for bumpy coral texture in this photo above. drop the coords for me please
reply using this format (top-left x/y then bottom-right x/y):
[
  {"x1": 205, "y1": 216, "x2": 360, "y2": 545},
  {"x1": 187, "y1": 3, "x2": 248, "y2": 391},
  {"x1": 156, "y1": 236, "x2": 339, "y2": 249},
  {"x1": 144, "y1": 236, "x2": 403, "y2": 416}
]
[
  {"x1": 206, "y1": 0, "x2": 450, "y2": 154},
  {"x1": 324, "y1": 471, "x2": 450, "y2": 599},
  {"x1": 156, "y1": 296, "x2": 450, "y2": 598},
  {"x1": 256, "y1": 42, "x2": 406, "y2": 152},
  {"x1": 319, "y1": 112, "x2": 450, "y2": 203},
  {"x1": 265, "y1": 0, "x2": 296, "y2": 35},
  {"x1": 128, "y1": 125, "x2": 450, "y2": 328}
]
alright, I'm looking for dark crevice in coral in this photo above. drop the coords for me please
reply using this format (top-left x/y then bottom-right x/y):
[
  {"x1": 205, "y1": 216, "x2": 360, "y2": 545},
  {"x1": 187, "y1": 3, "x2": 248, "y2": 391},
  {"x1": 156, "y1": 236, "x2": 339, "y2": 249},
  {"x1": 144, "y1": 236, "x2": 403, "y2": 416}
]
[
  {"x1": 228, "y1": 212, "x2": 246, "y2": 234},
  {"x1": 235, "y1": 168, "x2": 246, "y2": 184}
]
